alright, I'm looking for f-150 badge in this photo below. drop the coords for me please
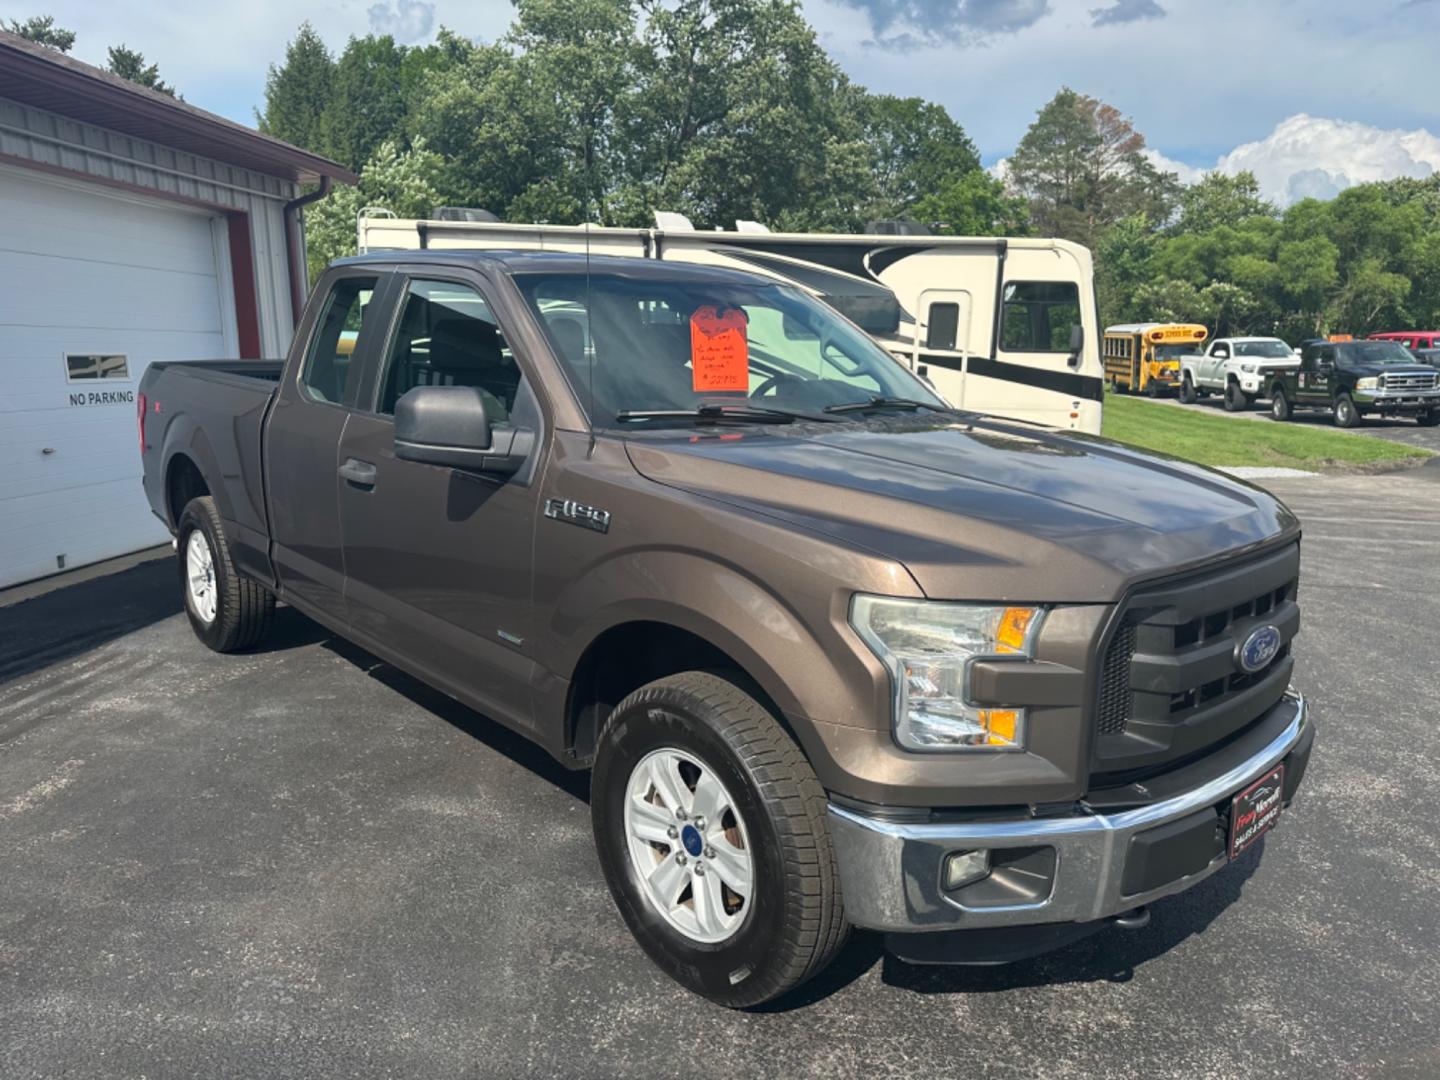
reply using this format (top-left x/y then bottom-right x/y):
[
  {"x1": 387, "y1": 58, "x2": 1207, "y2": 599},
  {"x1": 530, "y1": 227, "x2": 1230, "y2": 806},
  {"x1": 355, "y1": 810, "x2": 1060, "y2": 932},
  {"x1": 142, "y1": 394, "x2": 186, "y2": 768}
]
[{"x1": 545, "y1": 498, "x2": 611, "y2": 533}]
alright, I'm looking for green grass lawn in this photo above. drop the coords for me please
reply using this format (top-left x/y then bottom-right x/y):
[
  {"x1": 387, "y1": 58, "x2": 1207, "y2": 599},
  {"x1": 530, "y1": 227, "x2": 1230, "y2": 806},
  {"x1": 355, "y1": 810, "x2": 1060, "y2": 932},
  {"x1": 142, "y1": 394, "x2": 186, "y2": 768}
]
[{"x1": 1099, "y1": 394, "x2": 1433, "y2": 471}]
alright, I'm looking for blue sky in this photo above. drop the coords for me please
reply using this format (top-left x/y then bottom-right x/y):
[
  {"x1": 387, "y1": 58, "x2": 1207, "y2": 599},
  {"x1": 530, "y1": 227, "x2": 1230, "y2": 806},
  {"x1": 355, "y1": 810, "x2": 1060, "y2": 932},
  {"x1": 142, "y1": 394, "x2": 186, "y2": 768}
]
[{"x1": 26, "y1": 0, "x2": 1440, "y2": 204}]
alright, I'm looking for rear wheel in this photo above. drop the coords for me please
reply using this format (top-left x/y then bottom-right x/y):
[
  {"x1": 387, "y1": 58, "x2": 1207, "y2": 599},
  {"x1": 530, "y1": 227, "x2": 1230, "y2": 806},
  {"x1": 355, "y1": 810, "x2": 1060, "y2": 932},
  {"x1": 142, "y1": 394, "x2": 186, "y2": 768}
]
[
  {"x1": 1224, "y1": 381, "x2": 1249, "y2": 412},
  {"x1": 1179, "y1": 375, "x2": 1197, "y2": 404},
  {"x1": 591, "y1": 671, "x2": 847, "y2": 1007},
  {"x1": 176, "y1": 496, "x2": 274, "y2": 652},
  {"x1": 1270, "y1": 387, "x2": 1292, "y2": 421},
  {"x1": 1333, "y1": 393, "x2": 1362, "y2": 428}
]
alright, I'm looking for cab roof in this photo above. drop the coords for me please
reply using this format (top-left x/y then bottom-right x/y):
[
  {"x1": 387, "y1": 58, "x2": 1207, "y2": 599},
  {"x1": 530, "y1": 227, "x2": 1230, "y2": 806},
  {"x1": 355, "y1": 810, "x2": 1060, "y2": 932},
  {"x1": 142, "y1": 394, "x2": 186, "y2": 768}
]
[{"x1": 331, "y1": 249, "x2": 777, "y2": 287}]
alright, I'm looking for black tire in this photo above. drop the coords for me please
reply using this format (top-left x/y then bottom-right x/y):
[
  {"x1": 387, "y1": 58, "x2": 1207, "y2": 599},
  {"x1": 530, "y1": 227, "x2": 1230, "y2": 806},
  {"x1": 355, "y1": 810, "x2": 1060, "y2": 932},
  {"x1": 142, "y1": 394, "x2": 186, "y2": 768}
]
[
  {"x1": 591, "y1": 671, "x2": 847, "y2": 1008},
  {"x1": 1224, "y1": 380, "x2": 1249, "y2": 412},
  {"x1": 1179, "y1": 375, "x2": 1197, "y2": 404},
  {"x1": 1144, "y1": 377, "x2": 1161, "y2": 398},
  {"x1": 1333, "y1": 393, "x2": 1362, "y2": 428},
  {"x1": 1416, "y1": 409, "x2": 1440, "y2": 427},
  {"x1": 175, "y1": 495, "x2": 275, "y2": 652},
  {"x1": 1270, "y1": 386, "x2": 1292, "y2": 422}
]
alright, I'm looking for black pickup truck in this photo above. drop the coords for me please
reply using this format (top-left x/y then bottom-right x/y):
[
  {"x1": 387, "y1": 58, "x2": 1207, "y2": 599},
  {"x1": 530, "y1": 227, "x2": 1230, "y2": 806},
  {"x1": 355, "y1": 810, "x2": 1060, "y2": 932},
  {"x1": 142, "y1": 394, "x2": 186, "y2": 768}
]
[
  {"x1": 1268, "y1": 339, "x2": 1440, "y2": 427},
  {"x1": 139, "y1": 250, "x2": 1314, "y2": 1006}
]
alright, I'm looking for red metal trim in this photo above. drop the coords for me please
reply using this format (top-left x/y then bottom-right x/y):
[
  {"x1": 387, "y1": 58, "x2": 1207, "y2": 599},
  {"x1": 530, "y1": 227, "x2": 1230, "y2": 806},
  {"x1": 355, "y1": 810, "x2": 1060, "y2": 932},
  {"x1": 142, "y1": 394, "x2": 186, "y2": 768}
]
[{"x1": 227, "y1": 213, "x2": 262, "y2": 358}]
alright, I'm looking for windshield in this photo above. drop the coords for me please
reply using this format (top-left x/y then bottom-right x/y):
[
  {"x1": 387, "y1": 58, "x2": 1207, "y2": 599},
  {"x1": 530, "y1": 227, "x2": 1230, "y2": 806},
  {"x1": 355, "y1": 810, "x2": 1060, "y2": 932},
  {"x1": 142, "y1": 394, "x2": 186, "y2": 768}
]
[
  {"x1": 1154, "y1": 344, "x2": 1200, "y2": 361},
  {"x1": 515, "y1": 273, "x2": 944, "y2": 427},
  {"x1": 1233, "y1": 340, "x2": 1293, "y2": 358},
  {"x1": 1335, "y1": 341, "x2": 1419, "y2": 367}
]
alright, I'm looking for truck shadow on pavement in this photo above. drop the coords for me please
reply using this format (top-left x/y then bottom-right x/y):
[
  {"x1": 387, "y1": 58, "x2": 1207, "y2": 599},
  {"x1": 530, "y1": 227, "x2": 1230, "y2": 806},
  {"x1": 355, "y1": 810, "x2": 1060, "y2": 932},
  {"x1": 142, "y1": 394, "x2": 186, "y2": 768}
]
[
  {"x1": 314, "y1": 629, "x2": 593, "y2": 804},
  {"x1": 0, "y1": 558, "x2": 182, "y2": 684}
]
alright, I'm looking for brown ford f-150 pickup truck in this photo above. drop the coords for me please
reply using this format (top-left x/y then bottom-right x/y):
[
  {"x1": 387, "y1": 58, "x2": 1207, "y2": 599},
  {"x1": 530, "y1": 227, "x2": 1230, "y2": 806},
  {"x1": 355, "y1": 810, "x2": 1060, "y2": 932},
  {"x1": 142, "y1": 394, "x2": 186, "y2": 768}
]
[{"x1": 139, "y1": 251, "x2": 1314, "y2": 1007}]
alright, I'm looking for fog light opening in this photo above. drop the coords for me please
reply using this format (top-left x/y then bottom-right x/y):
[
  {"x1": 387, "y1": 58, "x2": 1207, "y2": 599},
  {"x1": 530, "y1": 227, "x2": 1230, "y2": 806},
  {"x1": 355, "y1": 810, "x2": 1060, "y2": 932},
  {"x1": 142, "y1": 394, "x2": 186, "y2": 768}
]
[{"x1": 943, "y1": 849, "x2": 991, "y2": 891}]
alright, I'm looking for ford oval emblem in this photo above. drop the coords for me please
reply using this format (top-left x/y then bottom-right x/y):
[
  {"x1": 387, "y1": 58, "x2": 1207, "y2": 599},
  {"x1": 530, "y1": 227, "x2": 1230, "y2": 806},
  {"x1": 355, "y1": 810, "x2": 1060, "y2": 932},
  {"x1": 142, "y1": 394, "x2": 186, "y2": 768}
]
[{"x1": 1237, "y1": 624, "x2": 1282, "y2": 674}]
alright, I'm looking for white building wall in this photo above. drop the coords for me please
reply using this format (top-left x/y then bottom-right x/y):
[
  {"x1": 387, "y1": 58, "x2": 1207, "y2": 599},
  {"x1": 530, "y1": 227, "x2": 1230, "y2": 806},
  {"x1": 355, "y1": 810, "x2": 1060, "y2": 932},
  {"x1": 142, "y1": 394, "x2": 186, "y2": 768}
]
[{"x1": 0, "y1": 95, "x2": 300, "y2": 356}]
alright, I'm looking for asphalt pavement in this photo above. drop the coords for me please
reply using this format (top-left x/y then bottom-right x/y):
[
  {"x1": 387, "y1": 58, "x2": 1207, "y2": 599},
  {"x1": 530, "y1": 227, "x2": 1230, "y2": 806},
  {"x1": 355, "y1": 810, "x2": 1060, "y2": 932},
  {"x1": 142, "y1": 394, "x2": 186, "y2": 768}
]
[{"x1": 3, "y1": 471, "x2": 1440, "y2": 1079}]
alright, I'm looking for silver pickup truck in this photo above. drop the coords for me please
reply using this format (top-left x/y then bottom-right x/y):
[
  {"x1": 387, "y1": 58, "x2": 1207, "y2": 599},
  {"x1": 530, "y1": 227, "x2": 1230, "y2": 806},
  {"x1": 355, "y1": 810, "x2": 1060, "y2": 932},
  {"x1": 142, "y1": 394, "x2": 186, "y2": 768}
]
[{"x1": 139, "y1": 250, "x2": 1315, "y2": 1006}]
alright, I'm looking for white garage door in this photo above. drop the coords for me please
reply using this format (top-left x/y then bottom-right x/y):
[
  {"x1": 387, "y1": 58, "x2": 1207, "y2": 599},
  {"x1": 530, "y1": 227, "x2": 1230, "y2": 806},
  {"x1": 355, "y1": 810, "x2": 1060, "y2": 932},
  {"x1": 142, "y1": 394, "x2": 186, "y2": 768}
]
[{"x1": 0, "y1": 166, "x2": 235, "y2": 588}]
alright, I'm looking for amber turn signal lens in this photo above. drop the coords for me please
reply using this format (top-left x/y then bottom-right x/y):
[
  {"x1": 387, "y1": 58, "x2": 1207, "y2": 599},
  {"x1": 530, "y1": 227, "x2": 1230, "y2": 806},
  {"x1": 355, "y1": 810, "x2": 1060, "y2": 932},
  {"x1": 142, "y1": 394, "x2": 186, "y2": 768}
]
[
  {"x1": 980, "y1": 709, "x2": 1020, "y2": 746},
  {"x1": 995, "y1": 608, "x2": 1036, "y2": 654}
]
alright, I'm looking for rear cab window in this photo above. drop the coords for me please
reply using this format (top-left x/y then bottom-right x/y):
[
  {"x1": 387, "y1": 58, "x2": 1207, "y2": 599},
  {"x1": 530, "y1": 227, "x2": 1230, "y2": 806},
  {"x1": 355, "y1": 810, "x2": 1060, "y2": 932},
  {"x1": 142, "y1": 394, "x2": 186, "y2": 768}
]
[{"x1": 300, "y1": 276, "x2": 380, "y2": 406}]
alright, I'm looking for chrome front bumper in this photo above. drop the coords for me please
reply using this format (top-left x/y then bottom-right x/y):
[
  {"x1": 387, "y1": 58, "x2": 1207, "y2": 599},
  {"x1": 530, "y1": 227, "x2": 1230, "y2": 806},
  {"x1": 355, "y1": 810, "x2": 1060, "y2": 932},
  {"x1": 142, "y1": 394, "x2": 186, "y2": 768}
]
[{"x1": 829, "y1": 690, "x2": 1310, "y2": 933}]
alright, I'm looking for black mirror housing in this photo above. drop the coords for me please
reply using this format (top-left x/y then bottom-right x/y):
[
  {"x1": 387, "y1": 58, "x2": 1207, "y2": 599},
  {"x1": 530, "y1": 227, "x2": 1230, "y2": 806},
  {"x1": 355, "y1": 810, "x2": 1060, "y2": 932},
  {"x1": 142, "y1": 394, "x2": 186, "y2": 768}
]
[
  {"x1": 1067, "y1": 323, "x2": 1083, "y2": 368},
  {"x1": 394, "y1": 385, "x2": 531, "y2": 474}
]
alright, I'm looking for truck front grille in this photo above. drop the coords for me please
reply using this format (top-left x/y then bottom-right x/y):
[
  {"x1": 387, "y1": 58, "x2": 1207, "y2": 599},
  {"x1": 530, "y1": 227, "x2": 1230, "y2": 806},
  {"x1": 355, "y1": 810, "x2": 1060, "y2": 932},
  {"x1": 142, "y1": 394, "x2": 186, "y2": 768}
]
[
  {"x1": 1091, "y1": 542, "x2": 1300, "y2": 784},
  {"x1": 1380, "y1": 371, "x2": 1439, "y2": 392}
]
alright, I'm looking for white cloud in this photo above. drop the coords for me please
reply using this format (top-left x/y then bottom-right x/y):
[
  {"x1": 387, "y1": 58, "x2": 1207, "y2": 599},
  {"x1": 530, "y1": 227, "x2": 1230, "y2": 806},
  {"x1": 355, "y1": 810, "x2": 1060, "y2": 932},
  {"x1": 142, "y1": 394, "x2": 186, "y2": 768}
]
[
  {"x1": 1090, "y1": 0, "x2": 1165, "y2": 27},
  {"x1": 1142, "y1": 147, "x2": 1204, "y2": 185},
  {"x1": 1215, "y1": 115, "x2": 1440, "y2": 206},
  {"x1": 366, "y1": 0, "x2": 436, "y2": 43}
]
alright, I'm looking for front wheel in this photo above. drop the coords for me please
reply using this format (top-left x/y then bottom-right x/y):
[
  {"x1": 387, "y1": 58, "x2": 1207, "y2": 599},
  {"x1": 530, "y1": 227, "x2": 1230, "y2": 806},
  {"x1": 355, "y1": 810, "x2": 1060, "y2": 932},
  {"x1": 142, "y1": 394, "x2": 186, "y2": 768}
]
[
  {"x1": 176, "y1": 495, "x2": 275, "y2": 652},
  {"x1": 1270, "y1": 387, "x2": 1292, "y2": 421},
  {"x1": 591, "y1": 671, "x2": 848, "y2": 1007},
  {"x1": 1179, "y1": 375, "x2": 1197, "y2": 404},
  {"x1": 1333, "y1": 393, "x2": 1362, "y2": 428},
  {"x1": 1224, "y1": 381, "x2": 1249, "y2": 412},
  {"x1": 1416, "y1": 409, "x2": 1440, "y2": 427}
]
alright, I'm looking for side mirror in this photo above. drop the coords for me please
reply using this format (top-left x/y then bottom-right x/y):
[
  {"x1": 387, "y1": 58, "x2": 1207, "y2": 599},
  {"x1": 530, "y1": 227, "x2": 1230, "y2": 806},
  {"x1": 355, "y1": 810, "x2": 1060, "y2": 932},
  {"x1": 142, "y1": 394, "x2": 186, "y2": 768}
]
[
  {"x1": 1067, "y1": 324, "x2": 1083, "y2": 369},
  {"x1": 1214, "y1": 349, "x2": 1229, "y2": 360},
  {"x1": 394, "y1": 385, "x2": 533, "y2": 475}
]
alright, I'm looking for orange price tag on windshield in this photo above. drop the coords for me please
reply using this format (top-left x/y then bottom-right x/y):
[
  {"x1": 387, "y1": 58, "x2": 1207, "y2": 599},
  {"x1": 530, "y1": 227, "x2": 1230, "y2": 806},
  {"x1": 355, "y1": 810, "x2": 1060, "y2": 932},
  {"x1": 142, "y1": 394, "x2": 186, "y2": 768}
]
[{"x1": 690, "y1": 305, "x2": 749, "y2": 392}]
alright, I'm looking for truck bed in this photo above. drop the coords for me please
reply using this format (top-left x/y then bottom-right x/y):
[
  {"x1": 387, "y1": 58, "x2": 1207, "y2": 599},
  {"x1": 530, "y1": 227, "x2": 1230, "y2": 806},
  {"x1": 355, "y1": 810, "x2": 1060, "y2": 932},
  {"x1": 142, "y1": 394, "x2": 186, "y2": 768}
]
[{"x1": 139, "y1": 359, "x2": 285, "y2": 587}]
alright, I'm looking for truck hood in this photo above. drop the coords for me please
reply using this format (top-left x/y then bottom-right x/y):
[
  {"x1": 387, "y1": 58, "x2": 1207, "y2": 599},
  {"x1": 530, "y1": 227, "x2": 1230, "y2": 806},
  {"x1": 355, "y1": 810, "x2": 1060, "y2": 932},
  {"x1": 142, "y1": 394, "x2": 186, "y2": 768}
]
[
  {"x1": 1349, "y1": 363, "x2": 1437, "y2": 378},
  {"x1": 624, "y1": 416, "x2": 1298, "y2": 603}
]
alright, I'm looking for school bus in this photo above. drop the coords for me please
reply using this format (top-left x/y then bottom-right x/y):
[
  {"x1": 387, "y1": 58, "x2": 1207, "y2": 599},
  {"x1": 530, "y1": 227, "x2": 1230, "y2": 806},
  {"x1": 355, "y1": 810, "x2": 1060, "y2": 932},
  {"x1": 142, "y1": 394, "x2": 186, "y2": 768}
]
[{"x1": 1102, "y1": 322, "x2": 1209, "y2": 396}]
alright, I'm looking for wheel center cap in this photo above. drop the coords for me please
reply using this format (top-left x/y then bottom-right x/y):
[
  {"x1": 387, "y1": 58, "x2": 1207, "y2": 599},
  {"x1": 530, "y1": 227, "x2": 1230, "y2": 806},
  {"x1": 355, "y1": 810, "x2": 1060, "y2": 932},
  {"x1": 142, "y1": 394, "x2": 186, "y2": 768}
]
[{"x1": 680, "y1": 824, "x2": 703, "y2": 858}]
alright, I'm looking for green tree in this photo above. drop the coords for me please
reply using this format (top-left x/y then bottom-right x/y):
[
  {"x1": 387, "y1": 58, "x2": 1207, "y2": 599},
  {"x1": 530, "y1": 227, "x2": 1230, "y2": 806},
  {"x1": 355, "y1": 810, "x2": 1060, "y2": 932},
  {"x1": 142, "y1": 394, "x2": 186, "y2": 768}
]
[
  {"x1": 1008, "y1": 88, "x2": 1178, "y2": 247},
  {"x1": 324, "y1": 34, "x2": 410, "y2": 171},
  {"x1": 259, "y1": 24, "x2": 335, "y2": 155},
  {"x1": 912, "y1": 170, "x2": 1028, "y2": 236},
  {"x1": 2, "y1": 14, "x2": 74, "y2": 51},
  {"x1": 105, "y1": 44, "x2": 177, "y2": 96},
  {"x1": 857, "y1": 94, "x2": 981, "y2": 222},
  {"x1": 1173, "y1": 171, "x2": 1274, "y2": 234},
  {"x1": 305, "y1": 138, "x2": 444, "y2": 279}
]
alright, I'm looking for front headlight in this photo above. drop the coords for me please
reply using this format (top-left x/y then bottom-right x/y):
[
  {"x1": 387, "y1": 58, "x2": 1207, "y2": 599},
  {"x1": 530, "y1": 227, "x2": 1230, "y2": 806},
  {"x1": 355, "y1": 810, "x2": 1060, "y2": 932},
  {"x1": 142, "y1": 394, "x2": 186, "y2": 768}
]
[
  {"x1": 850, "y1": 596, "x2": 1043, "y2": 751},
  {"x1": 1356, "y1": 377, "x2": 1378, "y2": 391},
  {"x1": 1240, "y1": 363, "x2": 1257, "y2": 373}
]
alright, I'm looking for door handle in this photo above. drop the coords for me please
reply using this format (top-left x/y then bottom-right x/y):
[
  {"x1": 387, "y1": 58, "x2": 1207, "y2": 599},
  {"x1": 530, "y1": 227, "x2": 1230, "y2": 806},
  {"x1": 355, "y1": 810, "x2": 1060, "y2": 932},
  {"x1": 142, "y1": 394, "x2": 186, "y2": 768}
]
[{"x1": 339, "y1": 458, "x2": 377, "y2": 487}]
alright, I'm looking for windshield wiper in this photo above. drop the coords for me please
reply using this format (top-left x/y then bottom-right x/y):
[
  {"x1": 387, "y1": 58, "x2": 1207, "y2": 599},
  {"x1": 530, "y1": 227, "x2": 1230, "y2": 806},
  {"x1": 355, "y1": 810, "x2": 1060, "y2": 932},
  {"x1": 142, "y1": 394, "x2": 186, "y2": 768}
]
[
  {"x1": 823, "y1": 396, "x2": 950, "y2": 415},
  {"x1": 615, "y1": 402, "x2": 837, "y2": 425}
]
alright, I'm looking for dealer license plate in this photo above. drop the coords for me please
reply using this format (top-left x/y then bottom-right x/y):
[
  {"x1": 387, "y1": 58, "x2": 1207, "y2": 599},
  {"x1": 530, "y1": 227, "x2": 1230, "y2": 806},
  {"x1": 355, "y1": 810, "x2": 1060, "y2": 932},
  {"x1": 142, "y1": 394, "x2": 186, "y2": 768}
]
[{"x1": 1229, "y1": 764, "x2": 1285, "y2": 859}]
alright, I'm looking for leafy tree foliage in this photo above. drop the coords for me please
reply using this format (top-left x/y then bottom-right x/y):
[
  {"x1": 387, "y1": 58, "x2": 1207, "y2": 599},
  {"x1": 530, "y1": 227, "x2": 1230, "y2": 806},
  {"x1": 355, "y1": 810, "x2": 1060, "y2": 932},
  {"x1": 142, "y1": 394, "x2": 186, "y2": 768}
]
[
  {"x1": 2, "y1": 14, "x2": 74, "y2": 51},
  {"x1": 105, "y1": 44, "x2": 177, "y2": 97},
  {"x1": 1008, "y1": 88, "x2": 1177, "y2": 247},
  {"x1": 261, "y1": 0, "x2": 997, "y2": 250},
  {"x1": 259, "y1": 24, "x2": 335, "y2": 154}
]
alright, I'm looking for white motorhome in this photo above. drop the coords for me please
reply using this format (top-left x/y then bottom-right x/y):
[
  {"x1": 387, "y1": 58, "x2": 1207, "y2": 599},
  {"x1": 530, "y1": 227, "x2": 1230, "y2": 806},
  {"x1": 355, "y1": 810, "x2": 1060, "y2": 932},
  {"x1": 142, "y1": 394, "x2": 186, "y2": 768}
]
[{"x1": 356, "y1": 212, "x2": 1104, "y2": 433}]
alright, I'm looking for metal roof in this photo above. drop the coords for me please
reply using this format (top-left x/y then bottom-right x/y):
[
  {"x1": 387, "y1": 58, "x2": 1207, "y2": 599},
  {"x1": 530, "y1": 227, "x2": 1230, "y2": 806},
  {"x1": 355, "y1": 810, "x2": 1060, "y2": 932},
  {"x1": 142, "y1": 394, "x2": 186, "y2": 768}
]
[{"x1": 0, "y1": 31, "x2": 357, "y2": 185}]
